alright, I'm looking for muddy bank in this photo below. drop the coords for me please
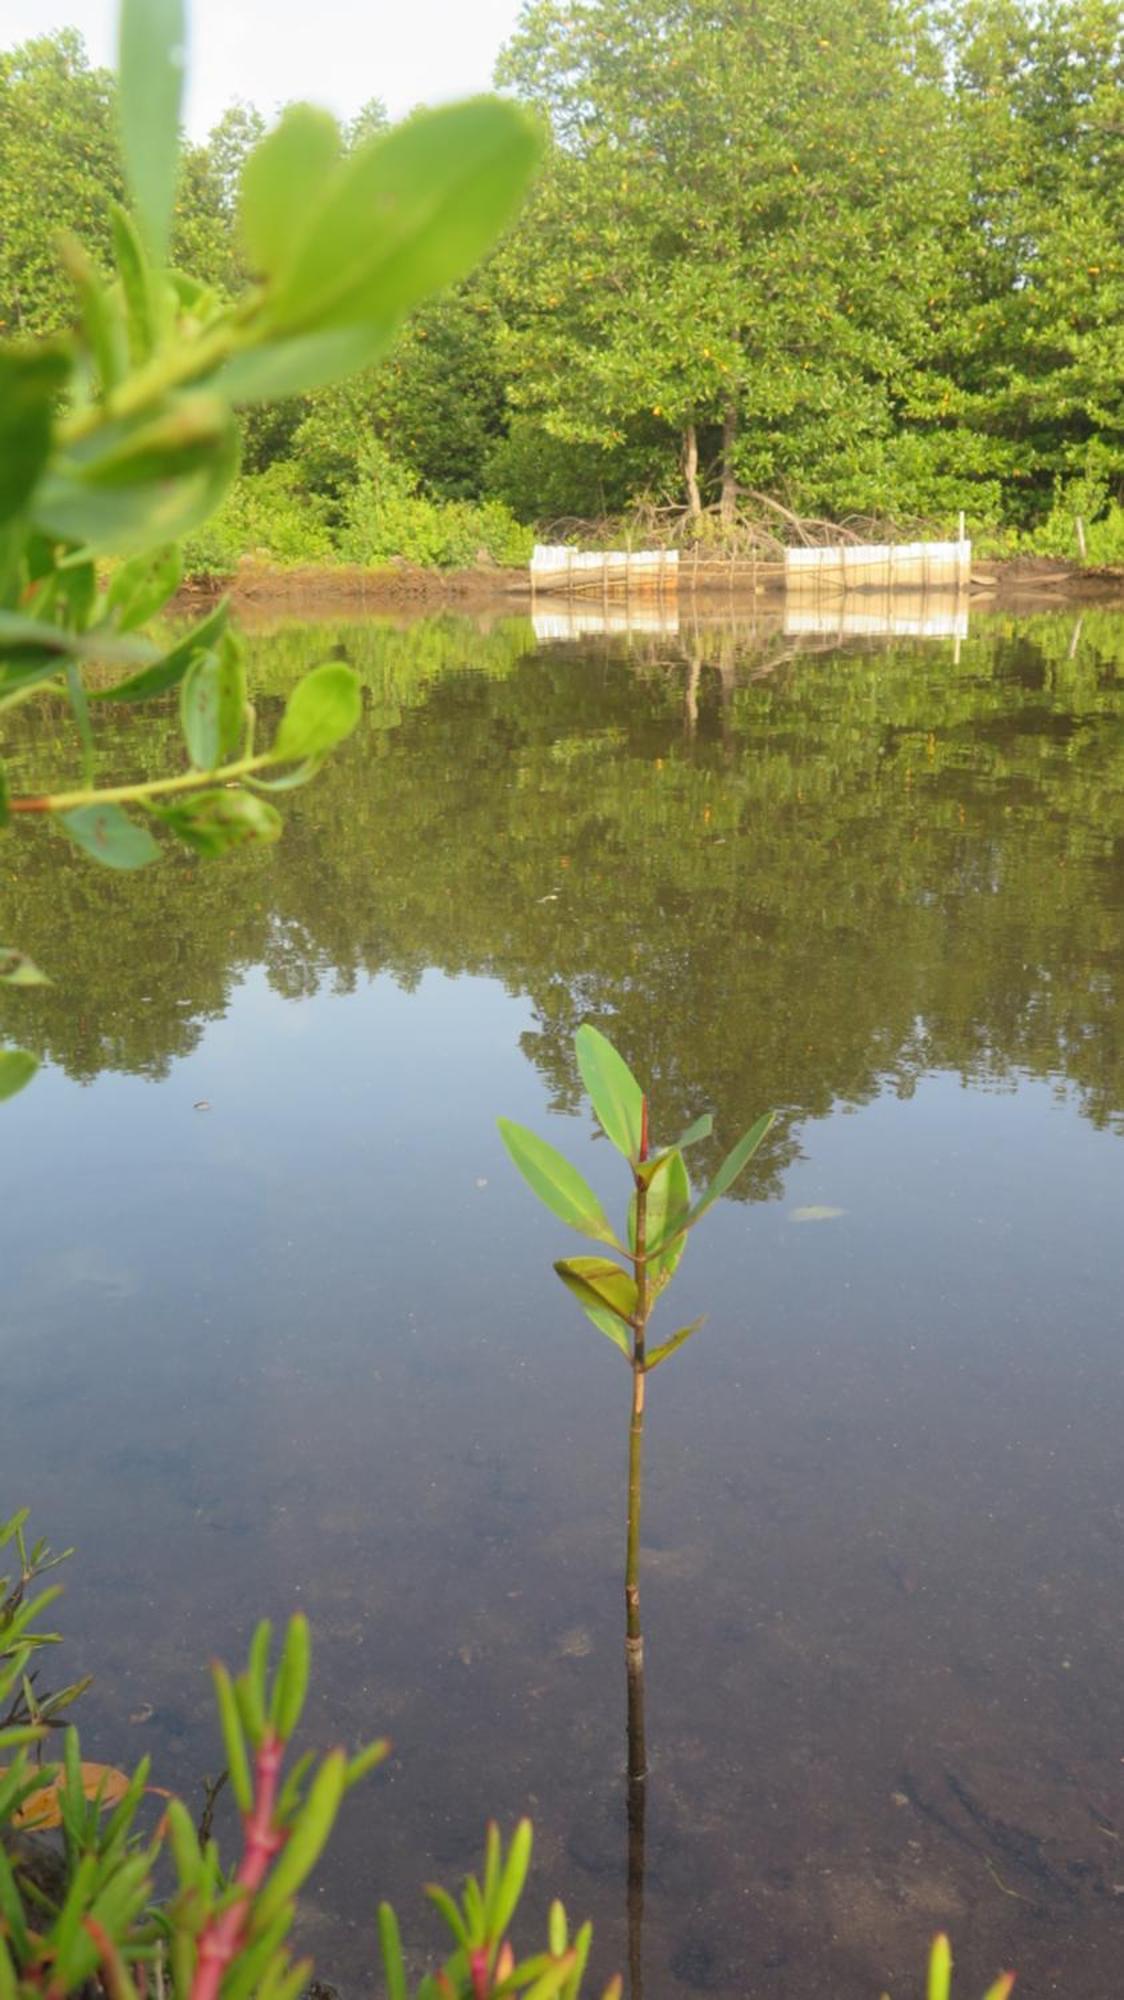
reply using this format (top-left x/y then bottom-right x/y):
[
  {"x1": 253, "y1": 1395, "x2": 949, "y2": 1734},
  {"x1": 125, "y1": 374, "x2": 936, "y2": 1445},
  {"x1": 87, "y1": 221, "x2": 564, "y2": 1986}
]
[
  {"x1": 178, "y1": 560, "x2": 532, "y2": 611},
  {"x1": 177, "y1": 553, "x2": 1124, "y2": 616}
]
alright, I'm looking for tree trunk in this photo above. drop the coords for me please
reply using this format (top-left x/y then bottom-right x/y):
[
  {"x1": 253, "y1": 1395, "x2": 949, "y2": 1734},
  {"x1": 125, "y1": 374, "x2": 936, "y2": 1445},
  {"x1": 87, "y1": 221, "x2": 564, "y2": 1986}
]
[
  {"x1": 682, "y1": 424, "x2": 702, "y2": 520},
  {"x1": 719, "y1": 404, "x2": 738, "y2": 527}
]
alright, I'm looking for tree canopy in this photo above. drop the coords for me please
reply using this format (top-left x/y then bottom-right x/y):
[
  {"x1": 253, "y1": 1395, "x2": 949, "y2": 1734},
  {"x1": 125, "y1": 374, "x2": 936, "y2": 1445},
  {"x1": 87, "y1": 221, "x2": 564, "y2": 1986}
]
[{"x1": 0, "y1": 1, "x2": 1121, "y2": 535}]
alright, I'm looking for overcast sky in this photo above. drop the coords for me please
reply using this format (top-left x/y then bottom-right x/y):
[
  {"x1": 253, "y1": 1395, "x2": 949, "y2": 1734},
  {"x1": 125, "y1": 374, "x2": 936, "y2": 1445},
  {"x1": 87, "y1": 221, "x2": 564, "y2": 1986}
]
[{"x1": 3, "y1": 0, "x2": 527, "y2": 133}]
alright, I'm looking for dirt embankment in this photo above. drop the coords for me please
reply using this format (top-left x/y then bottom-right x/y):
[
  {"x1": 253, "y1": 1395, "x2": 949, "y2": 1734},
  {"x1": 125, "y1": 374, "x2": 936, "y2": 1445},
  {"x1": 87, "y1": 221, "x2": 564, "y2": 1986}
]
[
  {"x1": 179, "y1": 561, "x2": 532, "y2": 612},
  {"x1": 177, "y1": 554, "x2": 1124, "y2": 616}
]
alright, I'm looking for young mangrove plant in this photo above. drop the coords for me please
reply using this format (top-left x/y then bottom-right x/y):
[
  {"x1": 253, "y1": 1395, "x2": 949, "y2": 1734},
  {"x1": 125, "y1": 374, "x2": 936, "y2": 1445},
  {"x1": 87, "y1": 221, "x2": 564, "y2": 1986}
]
[{"x1": 499, "y1": 1025, "x2": 774, "y2": 1995}]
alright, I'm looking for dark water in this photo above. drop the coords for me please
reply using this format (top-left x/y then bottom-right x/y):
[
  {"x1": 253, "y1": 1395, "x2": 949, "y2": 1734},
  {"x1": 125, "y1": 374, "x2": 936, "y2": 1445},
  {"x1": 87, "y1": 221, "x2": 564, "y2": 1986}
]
[{"x1": 4, "y1": 602, "x2": 1124, "y2": 1998}]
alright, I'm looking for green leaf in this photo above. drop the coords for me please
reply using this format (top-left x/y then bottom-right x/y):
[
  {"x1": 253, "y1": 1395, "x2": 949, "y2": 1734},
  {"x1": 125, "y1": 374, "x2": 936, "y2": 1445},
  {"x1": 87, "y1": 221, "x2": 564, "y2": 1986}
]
[
  {"x1": 211, "y1": 1664, "x2": 252, "y2": 1813},
  {"x1": 0, "y1": 612, "x2": 153, "y2": 671},
  {"x1": 927, "y1": 1936, "x2": 952, "y2": 2000},
  {"x1": 93, "y1": 599, "x2": 228, "y2": 703},
  {"x1": 0, "y1": 526, "x2": 21, "y2": 610},
  {"x1": 105, "y1": 546, "x2": 184, "y2": 630},
  {"x1": 65, "y1": 662, "x2": 94, "y2": 784},
  {"x1": 521, "y1": 1958, "x2": 580, "y2": 2000},
  {"x1": 117, "y1": 0, "x2": 186, "y2": 262},
  {"x1": 61, "y1": 804, "x2": 160, "y2": 870},
  {"x1": 155, "y1": 788, "x2": 281, "y2": 856},
  {"x1": 378, "y1": 1904, "x2": 408, "y2": 2000},
  {"x1": 554, "y1": 1255, "x2": 637, "y2": 1323},
  {"x1": 271, "y1": 1612, "x2": 311, "y2": 1741},
  {"x1": 344, "y1": 1737, "x2": 390, "y2": 1788},
  {"x1": 0, "y1": 1050, "x2": 38, "y2": 1102},
  {"x1": 497, "y1": 1118, "x2": 618, "y2": 1244},
  {"x1": 425, "y1": 1883, "x2": 470, "y2": 1951},
  {"x1": 245, "y1": 758, "x2": 324, "y2": 793},
  {"x1": 240, "y1": 1619, "x2": 271, "y2": 1738},
  {"x1": 567, "y1": 1293, "x2": 630, "y2": 1358},
  {"x1": 180, "y1": 639, "x2": 246, "y2": 769},
  {"x1": 491, "y1": 1818, "x2": 534, "y2": 1942},
  {"x1": 0, "y1": 658, "x2": 63, "y2": 713},
  {"x1": 0, "y1": 763, "x2": 8, "y2": 827},
  {"x1": 645, "y1": 1318, "x2": 705, "y2": 1372},
  {"x1": 240, "y1": 107, "x2": 342, "y2": 279},
  {"x1": 56, "y1": 558, "x2": 97, "y2": 634},
  {"x1": 110, "y1": 203, "x2": 158, "y2": 363},
  {"x1": 35, "y1": 402, "x2": 240, "y2": 556},
  {"x1": 63, "y1": 396, "x2": 233, "y2": 489},
  {"x1": 565, "y1": 1918, "x2": 593, "y2": 1999},
  {"x1": 253, "y1": 1750, "x2": 347, "y2": 1924},
  {"x1": 60, "y1": 236, "x2": 127, "y2": 395},
  {"x1": 0, "y1": 949, "x2": 49, "y2": 987},
  {"x1": 273, "y1": 663, "x2": 361, "y2": 761},
  {"x1": 688, "y1": 1110, "x2": 775, "y2": 1228},
  {"x1": 261, "y1": 98, "x2": 541, "y2": 338},
  {"x1": 675, "y1": 1112, "x2": 713, "y2": 1149},
  {"x1": 982, "y1": 1976, "x2": 1016, "y2": 2000},
  {"x1": 0, "y1": 346, "x2": 71, "y2": 529},
  {"x1": 575, "y1": 1022, "x2": 644, "y2": 1159},
  {"x1": 631, "y1": 1148, "x2": 690, "y2": 1288},
  {"x1": 649, "y1": 1111, "x2": 775, "y2": 1253},
  {"x1": 635, "y1": 1149, "x2": 675, "y2": 1189},
  {"x1": 219, "y1": 324, "x2": 400, "y2": 403}
]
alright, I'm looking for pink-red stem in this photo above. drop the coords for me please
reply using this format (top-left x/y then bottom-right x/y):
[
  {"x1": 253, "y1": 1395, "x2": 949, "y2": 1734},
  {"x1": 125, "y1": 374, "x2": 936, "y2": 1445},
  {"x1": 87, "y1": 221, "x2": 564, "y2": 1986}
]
[{"x1": 190, "y1": 1736, "x2": 286, "y2": 2000}]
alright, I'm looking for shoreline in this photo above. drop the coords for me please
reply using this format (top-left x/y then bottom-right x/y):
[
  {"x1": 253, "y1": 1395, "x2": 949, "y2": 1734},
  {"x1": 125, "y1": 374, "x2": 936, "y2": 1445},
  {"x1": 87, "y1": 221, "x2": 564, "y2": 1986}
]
[{"x1": 177, "y1": 554, "x2": 1124, "y2": 617}]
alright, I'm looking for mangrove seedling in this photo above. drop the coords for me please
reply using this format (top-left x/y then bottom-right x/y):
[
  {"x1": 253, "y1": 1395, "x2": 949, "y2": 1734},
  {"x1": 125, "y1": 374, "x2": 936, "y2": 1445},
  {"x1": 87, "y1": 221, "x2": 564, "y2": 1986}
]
[
  {"x1": 500, "y1": 1023, "x2": 773, "y2": 1706},
  {"x1": 499, "y1": 1026, "x2": 773, "y2": 1996}
]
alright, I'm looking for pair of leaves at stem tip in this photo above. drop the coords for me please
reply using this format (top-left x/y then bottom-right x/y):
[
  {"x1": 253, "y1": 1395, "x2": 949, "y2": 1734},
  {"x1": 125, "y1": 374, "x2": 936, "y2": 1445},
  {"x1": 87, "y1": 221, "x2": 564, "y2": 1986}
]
[{"x1": 499, "y1": 1027, "x2": 777, "y2": 1364}]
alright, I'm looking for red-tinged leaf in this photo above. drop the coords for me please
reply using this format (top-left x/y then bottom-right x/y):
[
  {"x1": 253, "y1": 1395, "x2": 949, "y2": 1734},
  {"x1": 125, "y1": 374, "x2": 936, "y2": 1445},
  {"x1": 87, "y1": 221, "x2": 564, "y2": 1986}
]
[
  {"x1": 645, "y1": 1317, "x2": 705, "y2": 1372},
  {"x1": 554, "y1": 1255, "x2": 637, "y2": 1323}
]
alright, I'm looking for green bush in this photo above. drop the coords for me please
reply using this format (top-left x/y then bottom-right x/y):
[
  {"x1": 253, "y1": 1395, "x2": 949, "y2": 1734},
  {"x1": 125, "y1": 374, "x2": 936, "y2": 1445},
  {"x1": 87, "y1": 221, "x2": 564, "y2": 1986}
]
[
  {"x1": 340, "y1": 442, "x2": 532, "y2": 568},
  {"x1": 181, "y1": 463, "x2": 336, "y2": 576}
]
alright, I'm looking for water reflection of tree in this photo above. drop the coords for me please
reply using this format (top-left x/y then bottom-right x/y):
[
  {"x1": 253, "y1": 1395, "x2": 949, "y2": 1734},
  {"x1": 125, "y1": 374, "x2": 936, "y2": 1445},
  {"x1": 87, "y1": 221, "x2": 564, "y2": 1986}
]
[{"x1": 4, "y1": 609, "x2": 1124, "y2": 1172}]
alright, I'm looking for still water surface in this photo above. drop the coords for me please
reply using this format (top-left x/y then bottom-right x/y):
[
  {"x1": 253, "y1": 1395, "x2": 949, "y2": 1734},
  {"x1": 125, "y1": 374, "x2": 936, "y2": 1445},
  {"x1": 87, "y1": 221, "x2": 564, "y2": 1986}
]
[{"x1": 4, "y1": 604, "x2": 1124, "y2": 1997}]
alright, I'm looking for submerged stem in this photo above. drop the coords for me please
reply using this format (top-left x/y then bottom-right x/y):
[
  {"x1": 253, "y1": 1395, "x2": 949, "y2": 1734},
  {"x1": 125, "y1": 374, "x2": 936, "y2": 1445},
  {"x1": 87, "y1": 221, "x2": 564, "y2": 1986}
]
[
  {"x1": 625, "y1": 1098, "x2": 651, "y2": 1999},
  {"x1": 626, "y1": 1108, "x2": 650, "y2": 1664}
]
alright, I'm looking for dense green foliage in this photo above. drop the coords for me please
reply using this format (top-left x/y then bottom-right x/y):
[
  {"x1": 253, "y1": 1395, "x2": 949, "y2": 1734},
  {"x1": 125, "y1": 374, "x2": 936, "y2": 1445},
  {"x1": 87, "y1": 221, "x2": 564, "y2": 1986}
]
[
  {"x1": 0, "y1": 0, "x2": 540, "y2": 1100},
  {"x1": 2, "y1": 0, "x2": 1121, "y2": 557}
]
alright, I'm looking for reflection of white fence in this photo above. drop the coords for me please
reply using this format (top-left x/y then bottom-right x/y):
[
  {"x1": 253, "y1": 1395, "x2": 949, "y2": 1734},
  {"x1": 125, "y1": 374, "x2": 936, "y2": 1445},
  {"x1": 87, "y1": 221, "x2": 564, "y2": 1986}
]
[
  {"x1": 784, "y1": 538, "x2": 971, "y2": 595},
  {"x1": 784, "y1": 595, "x2": 969, "y2": 640},
  {"x1": 533, "y1": 606, "x2": 680, "y2": 640},
  {"x1": 531, "y1": 545, "x2": 678, "y2": 597}
]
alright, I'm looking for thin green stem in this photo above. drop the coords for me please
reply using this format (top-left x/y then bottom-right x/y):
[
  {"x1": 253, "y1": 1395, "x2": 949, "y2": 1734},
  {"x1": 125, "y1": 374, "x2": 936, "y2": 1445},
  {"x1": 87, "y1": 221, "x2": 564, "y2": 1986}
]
[
  {"x1": 57, "y1": 298, "x2": 262, "y2": 446},
  {"x1": 7, "y1": 751, "x2": 275, "y2": 816}
]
